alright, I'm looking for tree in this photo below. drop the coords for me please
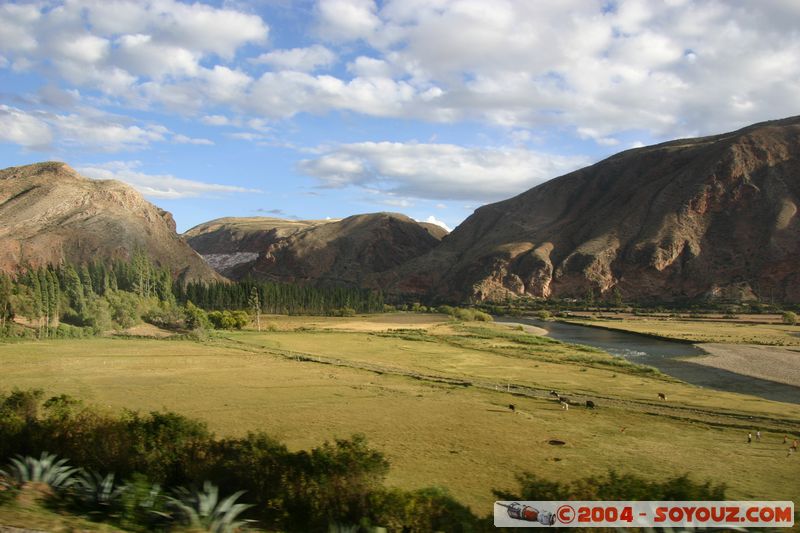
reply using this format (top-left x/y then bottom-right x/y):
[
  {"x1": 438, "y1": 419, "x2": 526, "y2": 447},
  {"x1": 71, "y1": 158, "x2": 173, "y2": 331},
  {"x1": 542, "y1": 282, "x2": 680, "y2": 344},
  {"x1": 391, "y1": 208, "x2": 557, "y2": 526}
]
[
  {"x1": 248, "y1": 287, "x2": 261, "y2": 332},
  {"x1": 782, "y1": 311, "x2": 798, "y2": 326},
  {"x1": 613, "y1": 286, "x2": 623, "y2": 308},
  {"x1": 61, "y1": 265, "x2": 86, "y2": 315}
]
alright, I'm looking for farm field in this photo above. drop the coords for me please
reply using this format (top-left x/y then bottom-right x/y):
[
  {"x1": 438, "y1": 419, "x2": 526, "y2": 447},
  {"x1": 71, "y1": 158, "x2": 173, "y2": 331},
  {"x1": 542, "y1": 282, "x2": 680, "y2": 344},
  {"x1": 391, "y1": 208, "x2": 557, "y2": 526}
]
[{"x1": 1, "y1": 314, "x2": 799, "y2": 513}]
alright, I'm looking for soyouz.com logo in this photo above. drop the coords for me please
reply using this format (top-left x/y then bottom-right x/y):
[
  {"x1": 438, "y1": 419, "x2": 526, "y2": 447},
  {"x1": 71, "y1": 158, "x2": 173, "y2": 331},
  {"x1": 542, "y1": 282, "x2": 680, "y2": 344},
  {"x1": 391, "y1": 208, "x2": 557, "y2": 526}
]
[{"x1": 493, "y1": 501, "x2": 795, "y2": 528}]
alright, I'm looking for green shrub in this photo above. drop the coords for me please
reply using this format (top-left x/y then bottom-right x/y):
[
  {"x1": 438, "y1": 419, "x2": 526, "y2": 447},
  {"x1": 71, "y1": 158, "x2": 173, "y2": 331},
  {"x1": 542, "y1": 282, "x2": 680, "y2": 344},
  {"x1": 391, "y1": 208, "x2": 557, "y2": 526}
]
[
  {"x1": 436, "y1": 305, "x2": 455, "y2": 316},
  {"x1": 366, "y1": 487, "x2": 481, "y2": 532},
  {"x1": 143, "y1": 302, "x2": 186, "y2": 330},
  {"x1": 230, "y1": 311, "x2": 249, "y2": 329},
  {"x1": 495, "y1": 470, "x2": 726, "y2": 501},
  {"x1": 473, "y1": 310, "x2": 493, "y2": 322},
  {"x1": 208, "y1": 310, "x2": 238, "y2": 330},
  {"x1": 453, "y1": 308, "x2": 475, "y2": 321},
  {"x1": 782, "y1": 311, "x2": 797, "y2": 325},
  {"x1": 184, "y1": 301, "x2": 210, "y2": 331}
]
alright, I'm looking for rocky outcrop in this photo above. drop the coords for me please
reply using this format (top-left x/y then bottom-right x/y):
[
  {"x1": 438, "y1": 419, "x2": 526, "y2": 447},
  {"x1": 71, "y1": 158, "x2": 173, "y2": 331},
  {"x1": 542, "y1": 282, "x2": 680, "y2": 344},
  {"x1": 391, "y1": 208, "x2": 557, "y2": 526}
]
[
  {"x1": 384, "y1": 116, "x2": 800, "y2": 303},
  {"x1": 0, "y1": 162, "x2": 220, "y2": 281}
]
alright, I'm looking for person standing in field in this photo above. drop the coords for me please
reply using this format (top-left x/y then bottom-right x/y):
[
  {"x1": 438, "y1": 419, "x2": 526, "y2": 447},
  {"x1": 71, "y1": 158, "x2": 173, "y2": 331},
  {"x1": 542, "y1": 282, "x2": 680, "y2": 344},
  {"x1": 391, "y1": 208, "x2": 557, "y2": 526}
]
[
  {"x1": 756, "y1": 430, "x2": 761, "y2": 442},
  {"x1": 747, "y1": 432, "x2": 752, "y2": 444}
]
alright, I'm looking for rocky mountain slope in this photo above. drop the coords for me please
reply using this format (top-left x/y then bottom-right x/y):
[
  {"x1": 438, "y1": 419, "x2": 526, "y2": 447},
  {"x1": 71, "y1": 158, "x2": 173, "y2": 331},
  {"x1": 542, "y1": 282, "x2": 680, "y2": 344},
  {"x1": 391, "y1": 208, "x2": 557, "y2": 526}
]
[
  {"x1": 383, "y1": 116, "x2": 800, "y2": 302},
  {"x1": 184, "y1": 216, "x2": 335, "y2": 277},
  {"x1": 187, "y1": 213, "x2": 446, "y2": 285},
  {"x1": 0, "y1": 162, "x2": 220, "y2": 281}
]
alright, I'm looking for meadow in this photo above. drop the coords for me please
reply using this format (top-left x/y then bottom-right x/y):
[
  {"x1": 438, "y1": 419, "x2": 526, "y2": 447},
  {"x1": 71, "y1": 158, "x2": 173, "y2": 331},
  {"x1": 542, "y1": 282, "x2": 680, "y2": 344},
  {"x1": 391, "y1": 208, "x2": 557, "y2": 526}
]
[{"x1": 1, "y1": 313, "x2": 799, "y2": 516}]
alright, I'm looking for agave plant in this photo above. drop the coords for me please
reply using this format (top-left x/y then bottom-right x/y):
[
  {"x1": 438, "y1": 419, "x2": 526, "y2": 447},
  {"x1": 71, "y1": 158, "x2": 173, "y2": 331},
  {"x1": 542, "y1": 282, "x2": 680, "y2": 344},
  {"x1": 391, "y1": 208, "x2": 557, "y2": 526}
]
[
  {"x1": 73, "y1": 470, "x2": 127, "y2": 514},
  {"x1": 168, "y1": 481, "x2": 253, "y2": 533},
  {"x1": 0, "y1": 452, "x2": 79, "y2": 490}
]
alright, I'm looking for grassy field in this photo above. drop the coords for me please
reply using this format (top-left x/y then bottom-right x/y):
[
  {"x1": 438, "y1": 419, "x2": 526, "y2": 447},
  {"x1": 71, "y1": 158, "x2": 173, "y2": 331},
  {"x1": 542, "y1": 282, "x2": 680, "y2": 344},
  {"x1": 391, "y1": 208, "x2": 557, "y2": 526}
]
[
  {"x1": 1, "y1": 314, "x2": 799, "y2": 514},
  {"x1": 565, "y1": 315, "x2": 800, "y2": 345}
]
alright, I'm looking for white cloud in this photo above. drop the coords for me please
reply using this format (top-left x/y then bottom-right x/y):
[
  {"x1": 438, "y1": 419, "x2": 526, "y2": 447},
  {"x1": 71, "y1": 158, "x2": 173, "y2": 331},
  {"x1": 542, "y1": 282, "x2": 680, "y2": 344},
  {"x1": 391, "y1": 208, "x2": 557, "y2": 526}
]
[
  {"x1": 77, "y1": 161, "x2": 261, "y2": 199},
  {"x1": 420, "y1": 215, "x2": 451, "y2": 232},
  {"x1": 298, "y1": 141, "x2": 587, "y2": 202},
  {"x1": 53, "y1": 111, "x2": 168, "y2": 151},
  {"x1": 1, "y1": 0, "x2": 799, "y2": 155},
  {"x1": 201, "y1": 114, "x2": 236, "y2": 126},
  {"x1": 252, "y1": 45, "x2": 336, "y2": 72},
  {"x1": 316, "y1": 0, "x2": 381, "y2": 42},
  {"x1": 173, "y1": 134, "x2": 214, "y2": 145},
  {"x1": 0, "y1": 105, "x2": 179, "y2": 152},
  {"x1": 0, "y1": 0, "x2": 267, "y2": 97},
  {"x1": 0, "y1": 105, "x2": 53, "y2": 148}
]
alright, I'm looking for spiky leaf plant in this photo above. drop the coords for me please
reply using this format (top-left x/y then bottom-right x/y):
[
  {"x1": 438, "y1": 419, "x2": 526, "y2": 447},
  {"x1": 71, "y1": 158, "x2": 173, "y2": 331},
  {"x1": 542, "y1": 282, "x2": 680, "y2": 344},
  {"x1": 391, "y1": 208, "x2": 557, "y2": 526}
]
[
  {"x1": 0, "y1": 452, "x2": 79, "y2": 490},
  {"x1": 73, "y1": 470, "x2": 126, "y2": 515},
  {"x1": 169, "y1": 481, "x2": 253, "y2": 533}
]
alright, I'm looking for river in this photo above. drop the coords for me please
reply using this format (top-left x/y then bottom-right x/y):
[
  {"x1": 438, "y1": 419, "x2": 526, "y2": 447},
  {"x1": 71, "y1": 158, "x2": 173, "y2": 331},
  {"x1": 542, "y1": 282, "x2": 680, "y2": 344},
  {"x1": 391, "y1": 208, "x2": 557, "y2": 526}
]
[{"x1": 499, "y1": 317, "x2": 800, "y2": 405}]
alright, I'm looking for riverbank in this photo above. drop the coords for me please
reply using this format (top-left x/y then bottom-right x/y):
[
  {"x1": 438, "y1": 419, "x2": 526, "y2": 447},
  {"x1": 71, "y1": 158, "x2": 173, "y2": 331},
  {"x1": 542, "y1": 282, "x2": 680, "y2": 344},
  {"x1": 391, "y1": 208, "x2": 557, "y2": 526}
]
[
  {"x1": 692, "y1": 343, "x2": 800, "y2": 388},
  {"x1": 558, "y1": 316, "x2": 800, "y2": 346}
]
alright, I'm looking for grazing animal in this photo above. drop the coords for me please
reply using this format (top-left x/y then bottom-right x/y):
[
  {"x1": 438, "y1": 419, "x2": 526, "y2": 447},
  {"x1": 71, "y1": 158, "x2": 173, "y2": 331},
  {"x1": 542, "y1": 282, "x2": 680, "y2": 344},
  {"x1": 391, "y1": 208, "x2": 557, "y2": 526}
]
[
  {"x1": 585, "y1": 400, "x2": 596, "y2": 409},
  {"x1": 560, "y1": 401, "x2": 569, "y2": 411},
  {"x1": 658, "y1": 392, "x2": 667, "y2": 401},
  {"x1": 549, "y1": 390, "x2": 560, "y2": 398},
  {"x1": 558, "y1": 396, "x2": 570, "y2": 404},
  {"x1": 509, "y1": 404, "x2": 516, "y2": 412}
]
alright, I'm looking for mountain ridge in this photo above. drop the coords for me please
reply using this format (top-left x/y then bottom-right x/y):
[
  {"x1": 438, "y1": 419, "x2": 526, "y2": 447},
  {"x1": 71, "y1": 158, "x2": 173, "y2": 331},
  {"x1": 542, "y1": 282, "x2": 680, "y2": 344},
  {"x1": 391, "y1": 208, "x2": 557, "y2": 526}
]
[
  {"x1": 0, "y1": 161, "x2": 221, "y2": 281},
  {"x1": 379, "y1": 115, "x2": 800, "y2": 302}
]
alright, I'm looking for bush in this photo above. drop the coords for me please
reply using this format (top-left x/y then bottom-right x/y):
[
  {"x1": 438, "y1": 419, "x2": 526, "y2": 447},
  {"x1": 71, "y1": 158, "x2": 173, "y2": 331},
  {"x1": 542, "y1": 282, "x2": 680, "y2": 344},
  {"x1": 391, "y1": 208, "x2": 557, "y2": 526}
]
[
  {"x1": 105, "y1": 291, "x2": 144, "y2": 329},
  {"x1": 230, "y1": 311, "x2": 249, "y2": 329},
  {"x1": 495, "y1": 469, "x2": 726, "y2": 501},
  {"x1": 536, "y1": 310, "x2": 551, "y2": 320},
  {"x1": 782, "y1": 311, "x2": 797, "y2": 325},
  {"x1": 366, "y1": 487, "x2": 481, "y2": 532},
  {"x1": 54, "y1": 323, "x2": 92, "y2": 339},
  {"x1": 473, "y1": 310, "x2": 493, "y2": 322},
  {"x1": 143, "y1": 302, "x2": 186, "y2": 330},
  {"x1": 184, "y1": 301, "x2": 210, "y2": 331},
  {"x1": 208, "y1": 311, "x2": 237, "y2": 330},
  {"x1": 453, "y1": 308, "x2": 475, "y2": 321},
  {"x1": 436, "y1": 305, "x2": 455, "y2": 316}
]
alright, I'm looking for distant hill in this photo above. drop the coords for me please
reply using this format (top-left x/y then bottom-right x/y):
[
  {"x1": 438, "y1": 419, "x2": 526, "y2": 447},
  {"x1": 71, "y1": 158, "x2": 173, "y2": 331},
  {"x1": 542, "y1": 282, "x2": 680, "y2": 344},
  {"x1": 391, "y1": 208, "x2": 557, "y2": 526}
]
[
  {"x1": 383, "y1": 116, "x2": 800, "y2": 303},
  {"x1": 184, "y1": 216, "x2": 336, "y2": 277},
  {"x1": 0, "y1": 162, "x2": 220, "y2": 281},
  {"x1": 187, "y1": 213, "x2": 446, "y2": 286}
]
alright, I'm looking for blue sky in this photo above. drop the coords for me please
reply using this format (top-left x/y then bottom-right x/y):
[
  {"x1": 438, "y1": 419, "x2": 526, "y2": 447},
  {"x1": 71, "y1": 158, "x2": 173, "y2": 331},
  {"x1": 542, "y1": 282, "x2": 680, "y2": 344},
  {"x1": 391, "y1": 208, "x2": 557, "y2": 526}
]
[{"x1": 1, "y1": 0, "x2": 799, "y2": 232}]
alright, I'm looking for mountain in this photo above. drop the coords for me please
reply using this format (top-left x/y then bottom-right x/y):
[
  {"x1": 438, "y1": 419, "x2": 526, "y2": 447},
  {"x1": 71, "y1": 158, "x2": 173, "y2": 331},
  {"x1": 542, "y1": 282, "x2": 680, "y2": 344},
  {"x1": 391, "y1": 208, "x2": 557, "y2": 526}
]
[
  {"x1": 0, "y1": 161, "x2": 220, "y2": 281},
  {"x1": 184, "y1": 216, "x2": 335, "y2": 277},
  {"x1": 187, "y1": 213, "x2": 446, "y2": 285},
  {"x1": 384, "y1": 116, "x2": 800, "y2": 303}
]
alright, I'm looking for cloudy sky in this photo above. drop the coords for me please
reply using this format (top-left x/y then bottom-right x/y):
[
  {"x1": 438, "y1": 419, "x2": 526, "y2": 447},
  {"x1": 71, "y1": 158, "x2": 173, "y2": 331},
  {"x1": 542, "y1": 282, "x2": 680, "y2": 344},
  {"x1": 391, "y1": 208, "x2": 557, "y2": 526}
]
[{"x1": 1, "y1": 0, "x2": 799, "y2": 232}]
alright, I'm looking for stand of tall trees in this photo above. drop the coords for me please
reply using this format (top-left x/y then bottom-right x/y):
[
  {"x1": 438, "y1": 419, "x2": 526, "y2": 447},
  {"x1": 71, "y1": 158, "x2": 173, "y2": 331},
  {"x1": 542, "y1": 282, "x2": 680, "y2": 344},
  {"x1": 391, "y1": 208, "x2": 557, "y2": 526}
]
[
  {"x1": 175, "y1": 279, "x2": 385, "y2": 315},
  {"x1": 0, "y1": 252, "x2": 385, "y2": 338}
]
